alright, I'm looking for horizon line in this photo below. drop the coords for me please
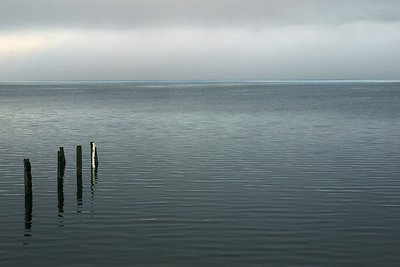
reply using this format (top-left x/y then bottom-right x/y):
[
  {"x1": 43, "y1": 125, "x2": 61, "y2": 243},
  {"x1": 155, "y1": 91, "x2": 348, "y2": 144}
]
[{"x1": 1, "y1": 79, "x2": 400, "y2": 83}]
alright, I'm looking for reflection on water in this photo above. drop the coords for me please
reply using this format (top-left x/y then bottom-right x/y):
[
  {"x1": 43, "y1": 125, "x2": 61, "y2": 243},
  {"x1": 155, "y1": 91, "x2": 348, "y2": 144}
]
[
  {"x1": 2, "y1": 81, "x2": 400, "y2": 266},
  {"x1": 57, "y1": 164, "x2": 65, "y2": 231},
  {"x1": 77, "y1": 172, "x2": 83, "y2": 210},
  {"x1": 57, "y1": 166, "x2": 65, "y2": 215},
  {"x1": 24, "y1": 194, "x2": 32, "y2": 236},
  {"x1": 90, "y1": 168, "x2": 98, "y2": 213},
  {"x1": 23, "y1": 150, "x2": 99, "y2": 233},
  {"x1": 91, "y1": 168, "x2": 98, "y2": 187}
]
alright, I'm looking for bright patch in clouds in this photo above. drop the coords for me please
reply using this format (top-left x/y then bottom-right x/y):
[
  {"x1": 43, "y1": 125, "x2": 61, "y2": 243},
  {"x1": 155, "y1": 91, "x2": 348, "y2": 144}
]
[
  {"x1": 2, "y1": 21, "x2": 400, "y2": 80},
  {"x1": 0, "y1": 31, "x2": 73, "y2": 60}
]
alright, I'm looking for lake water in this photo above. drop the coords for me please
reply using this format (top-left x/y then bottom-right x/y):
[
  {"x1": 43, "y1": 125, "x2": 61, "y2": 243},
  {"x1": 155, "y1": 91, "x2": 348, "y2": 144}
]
[{"x1": 1, "y1": 81, "x2": 400, "y2": 266}]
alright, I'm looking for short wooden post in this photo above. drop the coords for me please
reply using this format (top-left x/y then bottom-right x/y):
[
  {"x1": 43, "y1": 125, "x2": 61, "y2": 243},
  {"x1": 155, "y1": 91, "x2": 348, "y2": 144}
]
[
  {"x1": 24, "y1": 159, "x2": 32, "y2": 196},
  {"x1": 57, "y1": 146, "x2": 66, "y2": 178},
  {"x1": 59, "y1": 147, "x2": 66, "y2": 169}
]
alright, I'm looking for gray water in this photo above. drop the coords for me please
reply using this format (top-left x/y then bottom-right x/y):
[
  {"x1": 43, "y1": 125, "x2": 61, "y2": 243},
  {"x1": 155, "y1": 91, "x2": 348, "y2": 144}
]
[{"x1": 1, "y1": 81, "x2": 400, "y2": 266}]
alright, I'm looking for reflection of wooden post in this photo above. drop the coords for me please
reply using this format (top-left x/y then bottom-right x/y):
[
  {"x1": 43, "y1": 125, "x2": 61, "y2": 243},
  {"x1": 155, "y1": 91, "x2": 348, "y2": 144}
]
[
  {"x1": 57, "y1": 177, "x2": 64, "y2": 214},
  {"x1": 24, "y1": 193, "x2": 33, "y2": 231}
]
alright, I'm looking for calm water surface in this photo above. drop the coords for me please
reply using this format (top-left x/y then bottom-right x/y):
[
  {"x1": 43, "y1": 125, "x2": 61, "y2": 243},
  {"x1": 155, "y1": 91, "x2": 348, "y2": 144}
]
[{"x1": 0, "y1": 81, "x2": 400, "y2": 266}]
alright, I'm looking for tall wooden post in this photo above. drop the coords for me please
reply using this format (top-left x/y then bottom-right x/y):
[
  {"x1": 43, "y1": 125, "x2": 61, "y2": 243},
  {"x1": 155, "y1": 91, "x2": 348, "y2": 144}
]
[
  {"x1": 91, "y1": 141, "x2": 99, "y2": 173},
  {"x1": 24, "y1": 159, "x2": 33, "y2": 231},
  {"x1": 57, "y1": 147, "x2": 66, "y2": 177},
  {"x1": 24, "y1": 159, "x2": 32, "y2": 196},
  {"x1": 59, "y1": 147, "x2": 66, "y2": 169},
  {"x1": 57, "y1": 149, "x2": 65, "y2": 214},
  {"x1": 90, "y1": 142, "x2": 98, "y2": 196},
  {"x1": 57, "y1": 150, "x2": 64, "y2": 178},
  {"x1": 90, "y1": 142, "x2": 96, "y2": 170},
  {"x1": 94, "y1": 147, "x2": 99, "y2": 169},
  {"x1": 76, "y1": 145, "x2": 83, "y2": 205},
  {"x1": 76, "y1": 145, "x2": 82, "y2": 177}
]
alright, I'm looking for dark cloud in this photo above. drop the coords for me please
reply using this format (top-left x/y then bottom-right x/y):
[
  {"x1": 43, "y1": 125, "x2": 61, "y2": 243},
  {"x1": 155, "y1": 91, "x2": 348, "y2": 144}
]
[{"x1": 0, "y1": 0, "x2": 400, "y2": 30}]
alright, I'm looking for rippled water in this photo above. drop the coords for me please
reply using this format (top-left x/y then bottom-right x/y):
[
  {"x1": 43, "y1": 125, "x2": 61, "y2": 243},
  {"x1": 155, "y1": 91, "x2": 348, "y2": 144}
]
[{"x1": 1, "y1": 81, "x2": 400, "y2": 266}]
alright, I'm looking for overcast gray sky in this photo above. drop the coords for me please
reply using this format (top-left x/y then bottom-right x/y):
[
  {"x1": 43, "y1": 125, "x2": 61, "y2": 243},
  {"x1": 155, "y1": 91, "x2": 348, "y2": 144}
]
[{"x1": 1, "y1": 0, "x2": 399, "y2": 80}]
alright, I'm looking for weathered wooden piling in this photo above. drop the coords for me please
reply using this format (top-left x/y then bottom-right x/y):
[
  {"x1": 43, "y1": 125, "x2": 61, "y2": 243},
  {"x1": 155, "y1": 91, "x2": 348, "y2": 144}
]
[
  {"x1": 57, "y1": 148, "x2": 65, "y2": 213},
  {"x1": 59, "y1": 147, "x2": 66, "y2": 169},
  {"x1": 90, "y1": 142, "x2": 95, "y2": 169},
  {"x1": 95, "y1": 147, "x2": 99, "y2": 169},
  {"x1": 24, "y1": 159, "x2": 33, "y2": 230},
  {"x1": 76, "y1": 145, "x2": 82, "y2": 177},
  {"x1": 57, "y1": 153, "x2": 64, "y2": 214},
  {"x1": 57, "y1": 147, "x2": 67, "y2": 178},
  {"x1": 76, "y1": 145, "x2": 83, "y2": 205},
  {"x1": 90, "y1": 142, "x2": 99, "y2": 171},
  {"x1": 57, "y1": 150, "x2": 64, "y2": 178},
  {"x1": 24, "y1": 159, "x2": 32, "y2": 196}
]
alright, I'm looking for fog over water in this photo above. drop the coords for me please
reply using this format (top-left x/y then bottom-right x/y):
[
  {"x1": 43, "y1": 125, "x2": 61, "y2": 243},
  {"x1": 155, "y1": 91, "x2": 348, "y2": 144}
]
[{"x1": 0, "y1": 0, "x2": 400, "y2": 80}]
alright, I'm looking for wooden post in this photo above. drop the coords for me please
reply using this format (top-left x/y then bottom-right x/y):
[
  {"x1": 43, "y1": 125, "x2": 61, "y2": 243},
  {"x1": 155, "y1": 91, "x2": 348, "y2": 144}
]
[
  {"x1": 57, "y1": 150, "x2": 64, "y2": 178},
  {"x1": 95, "y1": 147, "x2": 99, "y2": 169},
  {"x1": 59, "y1": 147, "x2": 66, "y2": 169},
  {"x1": 90, "y1": 142, "x2": 98, "y2": 193},
  {"x1": 76, "y1": 145, "x2": 83, "y2": 205},
  {"x1": 57, "y1": 146, "x2": 66, "y2": 178},
  {"x1": 90, "y1": 141, "x2": 98, "y2": 171},
  {"x1": 24, "y1": 159, "x2": 32, "y2": 196},
  {"x1": 76, "y1": 145, "x2": 82, "y2": 177},
  {"x1": 24, "y1": 159, "x2": 33, "y2": 231},
  {"x1": 90, "y1": 142, "x2": 96, "y2": 170},
  {"x1": 57, "y1": 147, "x2": 65, "y2": 214},
  {"x1": 57, "y1": 150, "x2": 64, "y2": 214}
]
